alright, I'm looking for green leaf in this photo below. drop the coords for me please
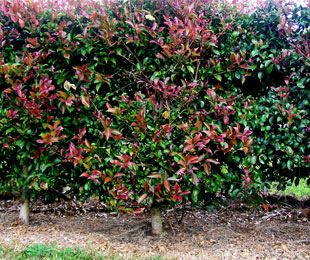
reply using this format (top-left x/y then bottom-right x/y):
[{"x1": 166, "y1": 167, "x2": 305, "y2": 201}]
[
  {"x1": 187, "y1": 65, "x2": 195, "y2": 74},
  {"x1": 250, "y1": 64, "x2": 257, "y2": 70},
  {"x1": 287, "y1": 160, "x2": 293, "y2": 171},
  {"x1": 234, "y1": 156, "x2": 240, "y2": 163},
  {"x1": 212, "y1": 49, "x2": 220, "y2": 56},
  {"x1": 266, "y1": 64, "x2": 274, "y2": 74},
  {"x1": 232, "y1": 31, "x2": 239, "y2": 38},
  {"x1": 264, "y1": 60, "x2": 272, "y2": 68},
  {"x1": 5, "y1": 128, "x2": 14, "y2": 135},
  {"x1": 221, "y1": 167, "x2": 228, "y2": 174},
  {"x1": 251, "y1": 49, "x2": 259, "y2": 57},
  {"x1": 16, "y1": 139, "x2": 25, "y2": 149},
  {"x1": 191, "y1": 189, "x2": 199, "y2": 203},
  {"x1": 235, "y1": 72, "x2": 240, "y2": 79},
  {"x1": 231, "y1": 188, "x2": 240, "y2": 198},
  {"x1": 145, "y1": 14, "x2": 156, "y2": 21},
  {"x1": 214, "y1": 74, "x2": 222, "y2": 82}
]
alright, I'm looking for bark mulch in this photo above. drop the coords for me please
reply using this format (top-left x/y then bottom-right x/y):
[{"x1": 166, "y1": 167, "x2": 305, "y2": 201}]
[{"x1": 0, "y1": 196, "x2": 310, "y2": 260}]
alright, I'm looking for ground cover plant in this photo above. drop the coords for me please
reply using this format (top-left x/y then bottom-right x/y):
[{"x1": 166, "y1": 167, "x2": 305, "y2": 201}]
[
  {"x1": 271, "y1": 178, "x2": 310, "y2": 198},
  {"x1": 0, "y1": 0, "x2": 309, "y2": 234}
]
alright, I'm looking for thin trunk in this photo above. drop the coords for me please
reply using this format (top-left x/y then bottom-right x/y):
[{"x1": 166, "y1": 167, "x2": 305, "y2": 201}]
[
  {"x1": 18, "y1": 166, "x2": 30, "y2": 225},
  {"x1": 151, "y1": 207, "x2": 162, "y2": 235},
  {"x1": 18, "y1": 194, "x2": 30, "y2": 225}
]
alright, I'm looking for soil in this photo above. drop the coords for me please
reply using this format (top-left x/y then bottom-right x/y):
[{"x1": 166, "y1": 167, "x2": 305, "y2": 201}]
[{"x1": 0, "y1": 196, "x2": 310, "y2": 260}]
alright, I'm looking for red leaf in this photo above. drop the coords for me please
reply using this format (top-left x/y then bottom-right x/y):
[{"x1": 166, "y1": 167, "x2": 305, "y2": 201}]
[
  {"x1": 241, "y1": 75, "x2": 246, "y2": 85},
  {"x1": 125, "y1": 20, "x2": 134, "y2": 28},
  {"x1": 92, "y1": 170, "x2": 100, "y2": 176},
  {"x1": 60, "y1": 103, "x2": 66, "y2": 114},
  {"x1": 172, "y1": 195, "x2": 178, "y2": 201},
  {"x1": 203, "y1": 130, "x2": 215, "y2": 139},
  {"x1": 69, "y1": 142, "x2": 78, "y2": 156},
  {"x1": 111, "y1": 159, "x2": 121, "y2": 166},
  {"x1": 174, "y1": 183, "x2": 180, "y2": 194},
  {"x1": 198, "y1": 155, "x2": 205, "y2": 162},
  {"x1": 114, "y1": 172, "x2": 124, "y2": 178},
  {"x1": 64, "y1": 53, "x2": 70, "y2": 59},
  {"x1": 223, "y1": 115, "x2": 229, "y2": 125},
  {"x1": 177, "y1": 160, "x2": 186, "y2": 167},
  {"x1": 207, "y1": 88, "x2": 216, "y2": 100},
  {"x1": 230, "y1": 53, "x2": 236, "y2": 63},
  {"x1": 164, "y1": 180, "x2": 170, "y2": 192},
  {"x1": 137, "y1": 109, "x2": 145, "y2": 126},
  {"x1": 73, "y1": 159, "x2": 79, "y2": 166},
  {"x1": 138, "y1": 194, "x2": 148, "y2": 204},
  {"x1": 262, "y1": 203, "x2": 269, "y2": 212},
  {"x1": 176, "y1": 167, "x2": 186, "y2": 175},
  {"x1": 183, "y1": 142, "x2": 194, "y2": 152},
  {"x1": 193, "y1": 132, "x2": 201, "y2": 144},
  {"x1": 107, "y1": 107, "x2": 117, "y2": 114},
  {"x1": 104, "y1": 177, "x2": 112, "y2": 183},
  {"x1": 81, "y1": 95, "x2": 90, "y2": 107},
  {"x1": 203, "y1": 163, "x2": 210, "y2": 174},
  {"x1": 187, "y1": 155, "x2": 199, "y2": 166},
  {"x1": 105, "y1": 117, "x2": 111, "y2": 127},
  {"x1": 191, "y1": 172, "x2": 199, "y2": 186},
  {"x1": 194, "y1": 118, "x2": 202, "y2": 130},
  {"x1": 284, "y1": 78, "x2": 290, "y2": 85},
  {"x1": 206, "y1": 158, "x2": 220, "y2": 165},
  {"x1": 11, "y1": 16, "x2": 18, "y2": 23},
  {"x1": 111, "y1": 129, "x2": 122, "y2": 136},
  {"x1": 144, "y1": 181, "x2": 150, "y2": 192},
  {"x1": 240, "y1": 64, "x2": 249, "y2": 69},
  {"x1": 245, "y1": 138, "x2": 253, "y2": 147},
  {"x1": 134, "y1": 208, "x2": 145, "y2": 215},
  {"x1": 92, "y1": 178, "x2": 99, "y2": 184},
  {"x1": 85, "y1": 139, "x2": 91, "y2": 148},
  {"x1": 181, "y1": 190, "x2": 191, "y2": 196},
  {"x1": 105, "y1": 128, "x2": 111, "y2": 141},
  {"x1": 19, "y1": 19, "x2": 25, "y2": 28},
  {"x1": 148, "y1": 173, "x2": 161, "y2": 178}
]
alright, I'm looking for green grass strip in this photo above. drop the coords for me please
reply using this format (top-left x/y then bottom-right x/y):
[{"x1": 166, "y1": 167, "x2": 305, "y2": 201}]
[{"x1": 0, "y1": 243, "x2": 164, "y2": 260}]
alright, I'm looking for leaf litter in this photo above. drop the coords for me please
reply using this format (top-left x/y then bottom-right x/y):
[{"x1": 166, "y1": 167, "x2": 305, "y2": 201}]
[{"x1": 0, "y1": 195, "x2": 310, "y2": 259}]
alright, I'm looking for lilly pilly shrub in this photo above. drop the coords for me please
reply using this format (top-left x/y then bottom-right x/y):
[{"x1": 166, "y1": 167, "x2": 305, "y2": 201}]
[{"x1": 73, "y1": 76, "x2": 258, "y2": 234}]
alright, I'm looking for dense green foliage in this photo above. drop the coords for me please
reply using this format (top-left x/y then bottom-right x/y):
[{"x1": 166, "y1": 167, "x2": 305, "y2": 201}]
[{"x1": 0, "y1": 0, "x2": 309, "y2": 214}]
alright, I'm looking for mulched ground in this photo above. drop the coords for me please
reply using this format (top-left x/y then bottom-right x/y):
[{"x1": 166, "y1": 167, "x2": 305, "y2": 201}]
[{"x1": 0, "y1": 196, "x2": 310, "y2": 260}]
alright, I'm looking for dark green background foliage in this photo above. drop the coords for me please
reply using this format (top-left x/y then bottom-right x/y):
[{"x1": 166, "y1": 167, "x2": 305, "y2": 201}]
[{"x1": 0, "y1": 0, "x2": 309, "y2": 211}]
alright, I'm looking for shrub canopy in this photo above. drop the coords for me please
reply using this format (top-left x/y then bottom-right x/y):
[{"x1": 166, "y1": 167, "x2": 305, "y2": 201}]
[{"x1": 0, "y1": 0, "x2": 309, "y2": 211}]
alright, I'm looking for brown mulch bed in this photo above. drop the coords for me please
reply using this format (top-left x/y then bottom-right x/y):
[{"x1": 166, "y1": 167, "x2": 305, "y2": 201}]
[{"x1": 0, "y1": 196, "x2": 310, "y2": 260}]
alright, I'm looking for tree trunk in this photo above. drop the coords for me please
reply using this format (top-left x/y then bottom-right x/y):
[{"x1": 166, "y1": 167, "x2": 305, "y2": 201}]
[
  {"x1": 18, "y1": 166, "x2": 30, "y2": 225},
  {"x1": 151, "y1": 207, "x2": 162, "y2": 235},
  {"x1": 18, "y1": 193, "x2": 30, "y2": 225}
]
